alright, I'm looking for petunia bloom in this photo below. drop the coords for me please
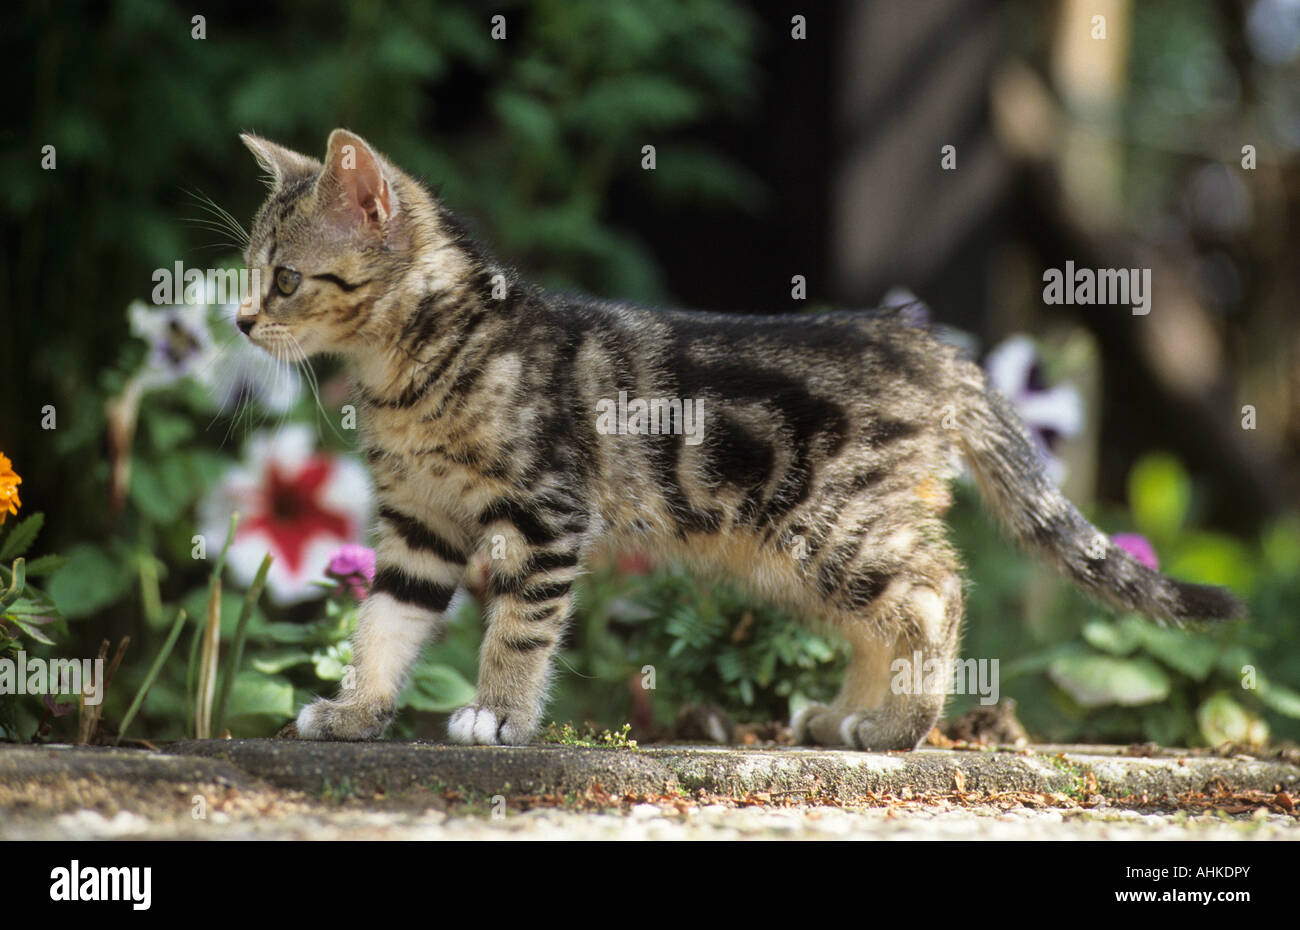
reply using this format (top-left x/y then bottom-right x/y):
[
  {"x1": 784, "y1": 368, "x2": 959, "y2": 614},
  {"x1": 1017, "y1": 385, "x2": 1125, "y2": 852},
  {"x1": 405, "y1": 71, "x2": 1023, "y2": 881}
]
[
  {"x1": 202, "y1": 425, "x2": 372, "y2": 604},
  {"x1": 128, "y1": 300, "x2": 219, "y2": 390},
  {"x1": 1113, "y1": 533, "x2": 1159, "y2": 571},
  {"x1": 127, "y1": 300, "x2": 301, "y2": 412},
  {"x1": 326, "y1": 544, "x2": 377, "y2": 600},
  {"x1": 983, "y1": 335, "x2": 1084, "y2": 486}
]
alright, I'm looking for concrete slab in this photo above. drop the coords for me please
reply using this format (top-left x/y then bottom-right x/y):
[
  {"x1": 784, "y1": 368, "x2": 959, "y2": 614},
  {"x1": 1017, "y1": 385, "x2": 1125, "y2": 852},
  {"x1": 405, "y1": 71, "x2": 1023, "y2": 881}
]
[
  {"x1": 3, "y1": 741, "x2": 1297, "y2": 840},
  {"x1": 159, "y1": 739, "x2": 1300, "y2": 801}
]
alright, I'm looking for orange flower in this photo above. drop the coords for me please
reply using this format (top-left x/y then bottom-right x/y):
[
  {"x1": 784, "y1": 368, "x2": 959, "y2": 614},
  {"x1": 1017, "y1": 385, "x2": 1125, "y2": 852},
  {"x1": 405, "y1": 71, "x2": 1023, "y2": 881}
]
[{"x1": 0, "y1": 453, "x2": 21, "y2": 524}]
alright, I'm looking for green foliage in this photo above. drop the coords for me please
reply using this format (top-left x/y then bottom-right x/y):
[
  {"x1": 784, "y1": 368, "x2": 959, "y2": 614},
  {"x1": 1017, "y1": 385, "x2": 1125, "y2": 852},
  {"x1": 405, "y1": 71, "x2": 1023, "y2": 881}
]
[
  {"x1": 5, "y1": 1, "x2": 1295, "y2": 751},
  {"x1": 0, "y1": 514, "x2": 69, "y2": 740},
  {"x1": 958, "y1": 453, "x2": 1300, "y2": 748},
  {"x1": 537, "y1": 561, "x2": 848, "y2": 728},
  {"x1": 3, "y1": 0, "x2": 765, "y2": 743}
]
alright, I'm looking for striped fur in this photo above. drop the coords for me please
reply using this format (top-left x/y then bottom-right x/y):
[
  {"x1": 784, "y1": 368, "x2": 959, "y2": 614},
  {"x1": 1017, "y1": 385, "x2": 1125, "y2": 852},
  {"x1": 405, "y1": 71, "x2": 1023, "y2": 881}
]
[{"x1": 242, "y1": 130, "x2": 1243, "y2": 750}]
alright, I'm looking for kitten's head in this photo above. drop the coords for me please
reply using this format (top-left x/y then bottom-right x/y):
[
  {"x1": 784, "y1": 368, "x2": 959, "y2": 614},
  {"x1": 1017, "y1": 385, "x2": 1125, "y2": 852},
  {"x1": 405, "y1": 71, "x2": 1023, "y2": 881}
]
[{"x1": 236, "y1": 129, "x2": 445, "y2": 357}]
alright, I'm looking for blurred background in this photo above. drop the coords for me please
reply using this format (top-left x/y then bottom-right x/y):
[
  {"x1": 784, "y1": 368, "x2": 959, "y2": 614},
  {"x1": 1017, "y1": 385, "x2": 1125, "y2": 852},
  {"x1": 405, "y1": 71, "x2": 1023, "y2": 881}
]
[{"x1": 1, "y1": 0, "x2": 1297, "y2": 748}]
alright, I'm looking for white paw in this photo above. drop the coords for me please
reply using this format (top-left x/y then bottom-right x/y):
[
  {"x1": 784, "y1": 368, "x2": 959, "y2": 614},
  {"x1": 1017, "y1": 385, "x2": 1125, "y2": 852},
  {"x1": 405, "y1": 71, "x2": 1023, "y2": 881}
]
[
  {"x1": 294, "y1": 696, "x2": 392, "y2": 740},
  {"x1": 447, "y1": 705, "x2": 534, "y2": 745},
  {"x1": 297, "y1": 700, "x2": 325, "y2": 738}
]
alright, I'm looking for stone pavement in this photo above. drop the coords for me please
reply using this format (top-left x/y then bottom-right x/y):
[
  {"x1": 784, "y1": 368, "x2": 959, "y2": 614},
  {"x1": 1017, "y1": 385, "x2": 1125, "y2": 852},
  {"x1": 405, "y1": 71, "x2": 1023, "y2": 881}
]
[{"x1": 2, "y1": 740, "x2": 1297, "y2": 840}]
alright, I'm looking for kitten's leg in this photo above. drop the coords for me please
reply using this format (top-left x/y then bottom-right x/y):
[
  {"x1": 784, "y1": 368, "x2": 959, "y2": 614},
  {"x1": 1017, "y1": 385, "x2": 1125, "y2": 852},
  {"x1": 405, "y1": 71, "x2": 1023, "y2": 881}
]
[
  {"x1": 793, "y1": 568, "x2": 962, "y2": 750},
  {"x1": 296, "y1": 518, "x2": 466, "y2": 740},
  {"x1": 448, "y1": 526, "x2": 583, "y2": 745}
]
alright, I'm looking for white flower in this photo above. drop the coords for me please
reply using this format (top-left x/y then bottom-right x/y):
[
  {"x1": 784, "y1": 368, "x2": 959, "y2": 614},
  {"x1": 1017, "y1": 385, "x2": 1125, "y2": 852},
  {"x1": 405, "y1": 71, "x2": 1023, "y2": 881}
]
[
  {"x1": 128, "y1": 301, "x2": 219, "y2": 390},
  {"x1": 127, "y1": 300, "x2": 301, "y2": 413},
  {"x1": 984, "y1": 335, "x2": 1084, "y2": 485}
]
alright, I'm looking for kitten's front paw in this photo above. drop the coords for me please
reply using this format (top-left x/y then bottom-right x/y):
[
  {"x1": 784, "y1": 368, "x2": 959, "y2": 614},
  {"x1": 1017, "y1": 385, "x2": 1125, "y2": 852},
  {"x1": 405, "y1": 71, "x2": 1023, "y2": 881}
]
[
  {"x1": 447, "y1": 704, "x2": 536, "y2": 745},
  {"x1": 295, "y1": 697, "x2": 393, "y2": 740},
  {"x1": 789, "y1": 702, "x2": 833, "y2": 745}
]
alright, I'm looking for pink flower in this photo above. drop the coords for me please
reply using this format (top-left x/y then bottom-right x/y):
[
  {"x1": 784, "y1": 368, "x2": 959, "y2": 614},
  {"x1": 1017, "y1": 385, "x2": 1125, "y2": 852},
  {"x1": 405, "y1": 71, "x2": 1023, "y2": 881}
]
[
  {"x1": 1113, "y1": 533, "x2": 1159, "y2": 571},
  {"x1": 327, "y1": 544, "x2": 376, "y2": 600}
]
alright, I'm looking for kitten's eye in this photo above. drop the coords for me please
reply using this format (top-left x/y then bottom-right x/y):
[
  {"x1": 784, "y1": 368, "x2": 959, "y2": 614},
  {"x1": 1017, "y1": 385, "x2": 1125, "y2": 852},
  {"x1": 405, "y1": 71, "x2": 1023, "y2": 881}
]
[{"x1": 275, "y1": 268, "x2": 301, "y2": 296}]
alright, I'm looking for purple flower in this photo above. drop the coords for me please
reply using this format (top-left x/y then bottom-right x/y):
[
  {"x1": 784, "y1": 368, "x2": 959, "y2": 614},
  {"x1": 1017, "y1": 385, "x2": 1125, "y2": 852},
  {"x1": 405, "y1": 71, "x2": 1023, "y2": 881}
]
[
  {"x1": 326, "y1": 544, "x2": 376, "y2": 600},
  {"x1": 1113, "y1": 533, "x2": 1159, "y2": 571}
]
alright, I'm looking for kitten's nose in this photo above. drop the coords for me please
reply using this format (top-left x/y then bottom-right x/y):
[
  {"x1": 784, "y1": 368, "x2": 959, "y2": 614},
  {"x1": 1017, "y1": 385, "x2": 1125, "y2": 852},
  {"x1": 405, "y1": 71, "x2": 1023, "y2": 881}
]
[{"x1": 236, "y1": 297, "x2": 257, "y2": 336}]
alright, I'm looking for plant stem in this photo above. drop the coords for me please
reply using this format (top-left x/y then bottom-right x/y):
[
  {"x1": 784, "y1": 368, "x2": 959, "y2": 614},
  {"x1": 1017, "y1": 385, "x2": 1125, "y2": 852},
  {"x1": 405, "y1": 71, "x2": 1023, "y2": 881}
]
[
  {"x1": 212, "y1": 553, "x2": 272, "y2": 736},
  {"x1": 194, "y1": 512, "x2": 239, "y2": 739},
  {"x1": 117, "y1": 608, "x2": 187, "y2": 745}
]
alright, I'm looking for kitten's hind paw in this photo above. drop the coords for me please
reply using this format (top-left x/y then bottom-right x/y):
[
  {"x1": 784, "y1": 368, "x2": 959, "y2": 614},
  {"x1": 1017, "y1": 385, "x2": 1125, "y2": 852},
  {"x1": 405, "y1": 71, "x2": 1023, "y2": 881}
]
[
  {"x1": 790, "y1": 703, "x2": 931, "y2": 751},
  {"x1": 295, "y1": 697, "x2": 393, "y2": 740},
  {"x1": 447, "y1": 704, "x2": 536, "y2": 745}
]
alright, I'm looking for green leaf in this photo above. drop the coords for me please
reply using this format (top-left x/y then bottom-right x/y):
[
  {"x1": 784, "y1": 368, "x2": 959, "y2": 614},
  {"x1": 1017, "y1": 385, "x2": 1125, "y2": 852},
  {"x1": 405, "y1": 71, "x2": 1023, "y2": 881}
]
[
  {"x1": 252, "y1": 622, "x2": 318, "y2": 645},
  {"x1": 312, "y1": 646, "x2": 347, "y2": 681},
  {"x1": 1, "y1": 557, "x2": 25, "y2": 607},
  {"x1": 129, "y1": 459, "x2": 183, "y2": 524},
  {"x1": 1129, "y1": 619, "x2": 1219, "y2": 680},
  {"x1": 1262, "y1": 516, "x2": 1300, "y2": 576},
  {"x1": 402, "y1": 663, "x2": 475, "y2": 713},
  {"x1": 1081, "y1": 618, "x2": 1140, "y2": 656},
  {"x1": 8, "y1": 615, "x2": 55, "y2": 645},
  {"x1": 0, "y1": 513, "x2": 44, "y2": 561},
  {"x1": 1215, "y1": 643, "x2": 1255, "y2": 680},
  {"x1": 144, "y1": 408, "x2": 195, "y2": 452},
  {"x1": 4, "y1": 597, "x2": 57, "y2": 617},
  {"x1": 1047, "y1": 654, "x2": 1171, "y2": 707},
  {"x1": 1256, "y1": 679, "x2": 1300, "y2": 719},
  {"x1": 23, "y1": 554, "x2": 68, "y2": 577},
  {"x1": 249, "y1": 649, "x2": 314, "y2": 674},
  {"x1": 46, "y1": 545, "x2": 131, "y2": 619},
  {"x1": 1128, "y1": 454, "x2": 1191, "y2": 541},
  {"x1": 493, "y1": 89, "x2": 560, "y2": 162},
  {"x1": 224, "y1": 671, "x2": 295, "y2": 721},
  {"x1": 1166, "y1": 532, "x2": 1256, "y2": 593},
  {"x1": 1197, "y1": 692, "x2": 1268, "y2": 746}
]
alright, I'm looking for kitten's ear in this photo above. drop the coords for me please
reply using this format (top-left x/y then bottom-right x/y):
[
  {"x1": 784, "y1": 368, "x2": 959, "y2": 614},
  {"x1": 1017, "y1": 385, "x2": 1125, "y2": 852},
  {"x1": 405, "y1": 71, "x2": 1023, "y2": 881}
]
[
  {"x1": 240, "y1": 133, "x2": 321, "y2": 187},
  {"x1": 317, "y1": 129, "x2": 398, "y2": 237}
]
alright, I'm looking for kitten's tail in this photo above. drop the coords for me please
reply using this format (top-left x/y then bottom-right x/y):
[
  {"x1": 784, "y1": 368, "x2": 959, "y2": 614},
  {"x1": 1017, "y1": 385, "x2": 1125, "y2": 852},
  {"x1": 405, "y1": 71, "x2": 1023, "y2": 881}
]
[{"x1": 956, "y1": 375, "x2": 1244, "y2": 624}]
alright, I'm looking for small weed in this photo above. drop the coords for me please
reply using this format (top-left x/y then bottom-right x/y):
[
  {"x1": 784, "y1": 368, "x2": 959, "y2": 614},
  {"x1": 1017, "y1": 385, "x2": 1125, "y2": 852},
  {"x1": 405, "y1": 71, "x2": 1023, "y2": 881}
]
[
  {"x1": 540, "y1": 721, "x2": 638, "y2": 750},
  {"x1": 320, "y1": 776, "x2": 357, "y2": 803}
]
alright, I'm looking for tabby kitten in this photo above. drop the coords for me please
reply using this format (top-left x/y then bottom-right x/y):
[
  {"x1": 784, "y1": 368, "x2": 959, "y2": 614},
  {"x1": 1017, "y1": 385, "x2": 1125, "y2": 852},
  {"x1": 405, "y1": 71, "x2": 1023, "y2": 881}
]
[{"x1": 237, "y1": 129, "x2": 1242, "y2": 750}]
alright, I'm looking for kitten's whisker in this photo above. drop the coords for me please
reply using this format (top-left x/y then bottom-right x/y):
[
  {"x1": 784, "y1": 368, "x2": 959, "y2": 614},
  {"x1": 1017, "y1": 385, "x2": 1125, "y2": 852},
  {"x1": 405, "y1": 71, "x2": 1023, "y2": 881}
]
[
  {"x1": 287, "y1": 334, "x2": 345, "y2": 443},
  {"x1": 178, "y1": 215, "x2": 247, "y2": 246},
  {"x1": 183, "y1": 188, "x2": 250, "y2": 246}
]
